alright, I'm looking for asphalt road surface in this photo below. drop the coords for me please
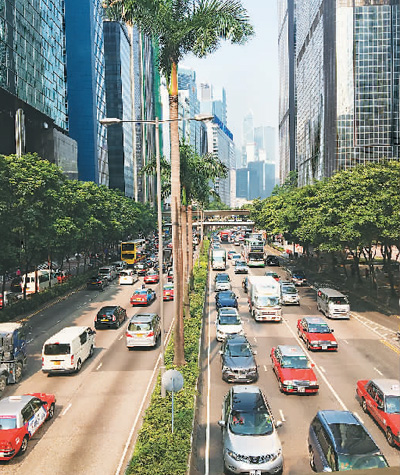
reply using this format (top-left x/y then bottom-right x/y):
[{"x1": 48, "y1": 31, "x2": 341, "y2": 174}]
[
  {"x1": 0, "y1": 276, "x2": 173, "y2": 475},
  {"x1": 191, "y1": 242, "x2": 400, "y2": 475}
]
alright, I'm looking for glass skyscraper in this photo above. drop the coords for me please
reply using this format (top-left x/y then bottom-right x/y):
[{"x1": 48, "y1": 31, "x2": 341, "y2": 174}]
[{"x1": 295, "y1": 0, "x2": 399, "y2": 187}]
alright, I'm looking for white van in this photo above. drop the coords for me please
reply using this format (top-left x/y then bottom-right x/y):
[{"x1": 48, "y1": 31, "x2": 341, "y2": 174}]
[
  {"x1": 119, "y1": 269, "x2": 138, "y2": 285},
  {"x1": 42, "y1": 326, "x2": 96, "y2": 374},
  {"x1": 317, "y1": 288, "x2": 350, "y2": 319}
]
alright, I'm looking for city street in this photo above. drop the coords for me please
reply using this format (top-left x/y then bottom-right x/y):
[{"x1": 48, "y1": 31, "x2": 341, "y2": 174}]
[
  {"x1": 191, "y1": 242, "x2": 400, "y2": 475},
  {"x1": 0, "y1": 277, "x2": 173, "y2": 475}
]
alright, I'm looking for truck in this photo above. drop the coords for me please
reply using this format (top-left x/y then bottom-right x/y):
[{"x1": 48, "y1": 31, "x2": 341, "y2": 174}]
[
  {"x1": 0, "y1": 322, "x2": 28, "y2": 394},
  {"x1": 219, "y1": 231, "x2": 231, "y2": 242},
  {"x1": 212, "y1": 249, "x2": 227, "y2": 270},
  {"x1": 247, "y1": 276, "x2": 282, "y2": 322}
]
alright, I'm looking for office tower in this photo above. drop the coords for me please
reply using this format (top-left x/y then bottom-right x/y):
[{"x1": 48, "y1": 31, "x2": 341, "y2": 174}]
[
  {"x1": 103, "y1": 21, "x2": 134, "y2": 198},
  {"x1": 254, "y1": 126, "x2": 276, "y2": 162},
  {"x1": 243, "y1": 111, "x2": 254, "y2": 145},
  {"x1": 65, "y1": 0, "x2": 108, "y2": 185},
  {"x1": 0, "y1": 0, "x2": 77, "y2": 177},
  {"x1": 295, "y1": 0, "x2": 400, "y2": 187},
  {"x1": 277, "y1": 0, "x2": 296, "y2": 184}
]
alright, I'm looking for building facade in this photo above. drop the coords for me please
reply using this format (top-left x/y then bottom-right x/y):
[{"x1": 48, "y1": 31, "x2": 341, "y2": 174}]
[
  {"x1": 295, "y1": 0, "x2": 400, "y2": 187},
  {"x1": 103, "y1": 21, "x2": 134, "y2": 198}
]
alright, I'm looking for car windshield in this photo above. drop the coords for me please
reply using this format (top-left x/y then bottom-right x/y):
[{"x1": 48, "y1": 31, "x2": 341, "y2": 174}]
[
  {"x1": 385, "y1": 396, "x2": 400, "y2": 414},
  {"x1": 0, "y1": 416, "x2": 17, "y2": 430},
  {"x1": 128, "y1": 323, "x2": 151, "y2": 332},
  {"x1": 256, "y1": 296, "x2": 279, "y2": 306},
  {"x1": 164, "y1": 285, "x2": 173, "y2": 290},
  {"x1": 229, "y1": 410, "x2": 273, "y2": 436},
  {"x1": 227, "y1": 343, "x2": 252, "y2": 357},
  {"x1": 329, "y1": 297, "x2": 348, "y2": 305},
  {"x1": 235, "y1": 261, "x2": 246, "y2": 266},
  {"x1": 216, "y1": 275, "x2": 230, "y2": 283},
  {"x1": 219, "y1": 316, "x2": 240, "y2": 325},
  {"x1": 219, "y1": 292, "x2": 235, "y2": 299},
  {"x1": 330, "y1": 423, "x2": 378, "y2": 456},
  {"x1": 281, "y1": 355, "x2": 310, "y2": 369},
  {"x1": 232, "y1": 255, "x2": 241, "y2": 260},
  {"x1": 337, "y1": 454, "x2": 388, "y2": 471},
  {"x1": 134, "y1": 290, "x2": 147, "y2": 296},
  {"x1": 308, "y1": 324, "x2": 330, "y2": 333},
  {"x1": 44, "y1": 343, "x2": 71, "y2": 355},
  {"x1": 282, "y1": 287, "x2": 297, "y2": 294},
  {"x1": 120, "y1": 271, "x2": 130, "y2": 277}
]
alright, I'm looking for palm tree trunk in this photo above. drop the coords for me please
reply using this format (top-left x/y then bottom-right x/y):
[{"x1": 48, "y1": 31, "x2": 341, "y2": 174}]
[
  {"x1": 181, "y1": 205, "x2": 190, "y2": 319},
  {"x1": 188, "y1": 205, "x2": 194, "y2": 289},
  {"x1": 169, "y1": 62, "x2": 185, "y2": 365}
]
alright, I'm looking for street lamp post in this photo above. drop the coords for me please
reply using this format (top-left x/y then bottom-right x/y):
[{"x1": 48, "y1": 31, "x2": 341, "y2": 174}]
[{"x1": 100, "y1": 113, "x2": 213, "y2": 396}]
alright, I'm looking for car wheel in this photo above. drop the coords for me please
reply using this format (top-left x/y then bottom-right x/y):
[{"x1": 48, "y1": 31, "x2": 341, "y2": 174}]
[
  {"x1": 47, "y1": 403, "x2": 55, "y2": 420},
  {"x1": 308, "y1": 447, "x2": 316, "y2": 471},
  {"x1": 0, "y1": 374, "x2": 7, "y2": 394},
  {"x1": 89, "y1": 345, "x2": 94, "y2": 358},
  {"x1": 386, "y1": 428, "x2": 395, "y2": 447},
  {"x1": 361, "y1": 398, "x2": 369, "y2": 414},
  {"x1": 75, "y1": 359, "x2": 82, "y2": 373},
  {"x1": 18, "y1": 435, "x2": 29, "y2": 456},
  {"x1": 15, "y1": 362, "x2": 23, "y2": 383}
]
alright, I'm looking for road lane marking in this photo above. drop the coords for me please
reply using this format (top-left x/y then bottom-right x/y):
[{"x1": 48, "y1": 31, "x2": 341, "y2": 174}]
[
  {"x1": 320, "y1": 366, "x2": 326, "y2": 373},
  {"x1": 282, "y1": 319, "x2": 348, "y2": 411},
  {"x1": 263, "y1": 365, "x2": 268, "y2": 372},
  {"x1": 380, "y1": 340, "x2": 400, "y2": 355},
  {"x1": 205, "y1": 270, "x2": 212, "y2": 475},
  {"x1": 354, "y1": 412, "x2": 364, "y2": 424},
  {"x1": 342, "y1": 339, "x2": 349, "y2": 344},
  {"x1": 96, "y1": 362, "x2": 102, "y2": 371},
  {"x1": 279, "y1": 409, "x2": 286, "y2": 422},
  {"x1": 253, "y1": 337, "x2": 257, "y2": 343},
  {"x1": 119, "y1": 335, "x2": 123, "y2": 340},
  {"x1": 374, "y1": 367, "x2": 383, "y2": 376},
  {"x1": 62, "y1": 403, "x2": 72, "y2": 416}
]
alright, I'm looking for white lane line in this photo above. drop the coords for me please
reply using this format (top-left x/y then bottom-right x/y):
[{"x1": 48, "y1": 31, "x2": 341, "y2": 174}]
[
  {"x1": 253, "y1": 337, "x2": 257, "y2": 343},
  {"x1": 282, "y1": 319, "x2": 348, "y2": 411},
  {"x1": 205, "y1": 271, "x2": 212, "y2": 475},
  {"x1": 56, "y1": 320, "x2": 61, "y2": 323},
  {"x1": 263, "y1": 365, "x2": 268, "y2": 372},
  {"x1": 354, "y1": 412, "x2": 364, "y2": 424},
  {"x1": 96, "y1": 362, "x2": 102, "y2": 371},
  {"x1": 62, "y1": 403, "x2": 72, "y2": 416},
  {"x1": 279, "y1": 409, "x2": 286, "y2": 422},
  {"x1": 320, "y1": 366, "x2": 326, "y2": 373},
  {"x1": 27, "y1": 339, "x2": 34, "y2": 344},
  {"x1": 342, "y1": 339, "x2": 349, "y2": 344},
  {"x1": 374, "y1": 367, "x2": 383, "y2": 376},
  {"x1": 119, "y1": 335, "x2": 123, "y2": 340}
]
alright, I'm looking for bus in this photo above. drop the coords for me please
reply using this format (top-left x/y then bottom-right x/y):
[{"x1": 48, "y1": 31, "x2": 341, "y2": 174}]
[
  {"x1": 244, "y1": 239, "x2": 265, "y2": 268},
  {"x1": 120, "y1": 239, "x2": 146, "y2": 267}
]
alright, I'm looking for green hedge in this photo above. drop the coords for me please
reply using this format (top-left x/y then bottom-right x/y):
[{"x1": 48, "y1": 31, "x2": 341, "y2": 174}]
[
  {"x1": 0, "y1": 268, "x2": 98, "y2": 322},
  {"x1": 127, "y1": 239, "x2": 210, "y2": 475}
]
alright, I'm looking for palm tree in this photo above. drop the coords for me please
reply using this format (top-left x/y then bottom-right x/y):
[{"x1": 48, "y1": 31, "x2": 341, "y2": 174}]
[{"x1": 104, "y1": 0, "x2": 253, "y2": 365}]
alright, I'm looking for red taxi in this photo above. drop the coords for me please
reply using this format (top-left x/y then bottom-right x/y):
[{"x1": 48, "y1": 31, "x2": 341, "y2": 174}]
[
  {"x1": 163, "y1": 284, "x2": 174, "y2": 301},
  {"x1": 270, "y1": 345, "x2": 318, "y2": 394},
  {"x1": 297, "y1": 316, "x2": 338, "y2": 351},
  {"x1": 144, "y1": 270, "x2": 159, "y2": 284},
  {"x1": 356, "y1": 378, "x2": 400, "y2": 447},
  {"x1": 0, "y1": 393, "x2": 56, "y2": 460},
  {"x1": 130, "y1": 288, "x2": 156, "y2": 306}
]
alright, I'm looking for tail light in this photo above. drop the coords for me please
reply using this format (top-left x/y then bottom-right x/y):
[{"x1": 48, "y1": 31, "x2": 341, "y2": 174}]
[
  {"x1": 126, "y1": 332, "x2": 131, "y2": 337},
  {"x1": 147, "y1": 331, "x2": 154, "y2": 337},
  {"x1": 42, "y1": 357, "x2": 44, "y2": 365},
  {"x1": 71, "y1": 355, "x2": 74, "y2": 365}
]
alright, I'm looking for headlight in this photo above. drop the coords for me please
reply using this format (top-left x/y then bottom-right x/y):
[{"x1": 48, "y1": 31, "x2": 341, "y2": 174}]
[
  {"x1": 310, "y1": 341, "x2": 319, "y2": 346},
  {"x1": 310, "y1": 381, "x2": 318, "y2": 386},
  {"x1": 249, "y1": 367, "x2": 257, "y2": 373},
  {"x1": 222, "y1": 366, "x2": 230, "y2": 372},
  {"x1": 270, "y1": 448, "x2": 282, "y2": 462},
  {"x1": 226, "y1": 449, "x2": 248, "y2": 462},
  {"x1": 283, "y1": 380, "x2": 293, "y2": 386}
]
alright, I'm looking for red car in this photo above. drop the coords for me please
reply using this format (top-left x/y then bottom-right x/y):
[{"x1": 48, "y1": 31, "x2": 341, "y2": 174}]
[
  {"x1": 356, "y1": 378, "x2": 400, "y2": 447},
  {"x1": 130, "y1": 288, "x2": 156, "y2": 306},
  {"x1": 144, "y1": 271, "x2": 159, "y2": 284},
  {"x1": 270, "y1": 345, "x2": 319, "y2": 394},
  {"x1": 163, "y1": 284, "x2": 174, "y2": 301},
  {"x1": 0, "y1": 392, "x2": 56, "y2": 460},
  {"x1": 297, "y1": 317, "x2": 338, "y2": 351}
]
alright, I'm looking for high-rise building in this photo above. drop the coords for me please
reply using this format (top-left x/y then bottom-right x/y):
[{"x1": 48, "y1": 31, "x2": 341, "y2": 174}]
[
  {"x1": 277, "y1": 0, "x2": 296, "y2": 184},
  {"x1": 65, "y1": 0, "x2": 108, "y2": 185},
  {"x1": 254, "y1": 126, "x2": 276, "y2": 162},
  {"x1": 0, "y1": 0, "x2": 77, "y2": 177},
  {"x1": 103, "y1": 21, "x2": 134, "y2": 198},
  {"x1": 295, "y1": 0, "x2": 400, "y2": 187},
  {"x1": 243, "y1": 111, "x2": 254, "y2": 146}
]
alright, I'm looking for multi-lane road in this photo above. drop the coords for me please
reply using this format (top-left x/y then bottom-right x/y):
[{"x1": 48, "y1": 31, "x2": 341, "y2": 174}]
[
  {"x1": 0, "y1": 277, "x2": 173, "y2": 475},
  {"x1": 192, "y1": 243, "x2": 400, "y2": 475}
]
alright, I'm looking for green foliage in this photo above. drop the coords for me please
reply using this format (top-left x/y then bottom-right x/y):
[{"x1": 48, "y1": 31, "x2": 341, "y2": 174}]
[{"x1": 128, "y1": 239, "x2": 210, "y2": 475}]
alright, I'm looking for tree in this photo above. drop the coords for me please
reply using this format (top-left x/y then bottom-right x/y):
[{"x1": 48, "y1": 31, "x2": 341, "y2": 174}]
[{"x1": 104, "y1": 0, "x2": 253, "y2": 366}]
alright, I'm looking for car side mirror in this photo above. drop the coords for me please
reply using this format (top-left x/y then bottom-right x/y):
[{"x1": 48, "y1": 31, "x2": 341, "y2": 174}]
[
  {"x1": 331, "y1": 329, "x2": 334, "y2": 333},
  {"x1": 275, "y1": 420, "x2": 283, "y2": 428},
  {"x1": 253, "y1": 350, "x2": 257, "y2": 355},
  {"x1": 218, "y1": 420, "x2": 226, "y2": 428}
]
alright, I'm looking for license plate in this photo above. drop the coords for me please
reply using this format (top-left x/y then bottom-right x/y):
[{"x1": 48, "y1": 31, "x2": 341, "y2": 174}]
[
  {"x1": 322, "y1": 345, "x2": 327, "y2": 350},
  {"x1": 101, "y1": 319, "x2": 109, "y2": 322},
  {"x1": 135, "y1": 334, "x2": 143, "y2": 338},
  {"x1": 298, "y1": 387, "x2": 305, "y2": 392},
  {"x1": 238, "y1": 374, "x2": 247, "y2": 379},
  {"x1": 250, "y1": 471, "x2": 261, "y2": 475},
  {"x1": 53, "y1": 361, "x2": 61, "y2": 366}
]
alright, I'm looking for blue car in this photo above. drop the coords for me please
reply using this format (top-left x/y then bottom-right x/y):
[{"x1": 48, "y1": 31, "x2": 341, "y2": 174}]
[{"x1": 215, "y1": 291, "x2": 238, "y2": 309}]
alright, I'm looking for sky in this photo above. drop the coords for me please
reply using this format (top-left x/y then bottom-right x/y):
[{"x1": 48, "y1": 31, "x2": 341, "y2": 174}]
[{"x1": 183, "y1": 0, "x2": 279, "y2": 149}]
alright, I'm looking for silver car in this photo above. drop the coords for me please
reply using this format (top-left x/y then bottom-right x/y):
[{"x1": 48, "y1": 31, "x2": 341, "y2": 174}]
[
  {"x1": 219, "y1": 385, "x2": 283, "y2": 474},
  {"x1": 280, "y1": 284, "x2": 300, "y2": 305}
]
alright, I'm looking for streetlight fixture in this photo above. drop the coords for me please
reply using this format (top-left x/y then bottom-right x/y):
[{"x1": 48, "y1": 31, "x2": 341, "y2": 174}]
[{"x1": 101, "y1": 113, "x2": 213, "y2": 397}]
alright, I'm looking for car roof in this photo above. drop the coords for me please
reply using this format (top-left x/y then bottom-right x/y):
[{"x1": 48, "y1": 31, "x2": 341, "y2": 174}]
[
  {"x1": 0, "y1": 395, "x2": 35, "y2": 415},
  {"x1": 318, "y1": 410, "x2": 359, "y2": 426},
  {"x1": 231, "y1": 386, "x2": 267, "y2": 412},
  {"x1": 45, "y1": 326, "x2": 90, "y2": 343},
  {"x1": 278, "y1": 345, "x2": 305, "y2": 357},
  {"x1": 226, "y1": 334, "x2": 249, "y2": 344},
  {"x1": 98, "y1": 306, "x2": 117, "y2": 313},
  {"x1": 130, "y1": 313, "x2": 157, "y2": 322},
  {"x1": 303, "y1": 316, "x2": 327, "y2": 325},
  {"x1": 0, "y1": 322, "x2": 24, "y2": 334},
  {"x1": 219, "y1": 307, "x2": 238, "y2": 313},
  {"x1": 371, "y1": 379, "x2": 400, "y2": 396},
  {"x1": 216, "y1": 273, "x2": 229, "y2": 278},
  {"x1": 318, "y1": 288, "x2": 346, "y2": 297},
  {"x1": 217, "y1": 291, "x2": 235, "y2": 297}
]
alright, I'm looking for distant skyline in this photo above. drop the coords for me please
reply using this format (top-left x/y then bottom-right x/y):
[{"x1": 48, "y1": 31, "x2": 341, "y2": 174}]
[{"x1": 183, "y1": 0, "x2": 279, "y2": 149}]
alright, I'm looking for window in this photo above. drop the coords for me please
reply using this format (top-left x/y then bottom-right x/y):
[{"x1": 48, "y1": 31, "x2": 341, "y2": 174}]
[
  {"x1": 80, "y1": 332, "x2": 87, "y2": 345},
  {"x1": 30, "y1": 398, "x2": 43, "y2": 412},
  {"x1": 22, "y1": 404, "x2": 35, "y2": 423},
  {"x1": 367, "y1": 383, "x2": 377, "y2": 400},
  {"x1": 44, "y1": 343, "x2": 70, "y2": 355}
]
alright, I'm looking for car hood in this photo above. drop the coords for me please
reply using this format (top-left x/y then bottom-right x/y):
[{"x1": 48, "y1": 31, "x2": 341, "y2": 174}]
[
  {"x1": 226, "y1": 429, "x2": 281, "y2": 456},
  {"x1": 281, "y1": 367, "x2": 317, "y2": 381},
  {"x1": 223, "y1": 355, "x2": 255, "y2": 370},
  {"x1": 308, "y1": 332, "x2": 336, "y2": 342},
  {"x1": 217, "y1": 324, "x2": 242, "y2": 334}
]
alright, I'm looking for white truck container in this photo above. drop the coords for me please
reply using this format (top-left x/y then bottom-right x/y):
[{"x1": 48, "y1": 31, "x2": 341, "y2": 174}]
[
  {"x1": 212, "y1": 249, "x2": 227, "y2": 271},
  {"x1": 248, "y1": 276, "x2": 282, "y2": 322}
]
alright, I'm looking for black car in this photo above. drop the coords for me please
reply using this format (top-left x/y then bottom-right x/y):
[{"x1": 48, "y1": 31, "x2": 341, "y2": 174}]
[
  {"x1": 86, "y1": 275, "x2": 108, "y2": 291},
  {"x1": 95, "y1": 306, "x2": 127, "y2": 329},
  {"x1": 10, "y1": 277, "x2": 22, "y2": 293},
  {"x1": 242, "y1": 277, "x2": 248, "y2": 293},
  {"x1": 135, "y1": 262, "x2": 148, "y2": 276},
  {"x1": 220, "y1": 335, "x2": 258, "y2": 383},
  {"x1": 215, "y1": 291, "x2": 238, "y2": 309},
  {"x1": 266, "y1": 255, "x2": 280, "y2": 266}
]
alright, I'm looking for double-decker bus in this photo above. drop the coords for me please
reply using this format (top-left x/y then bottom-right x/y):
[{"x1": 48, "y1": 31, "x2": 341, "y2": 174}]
[
  {"x1": 244, "y1": 239, "x2": 265, "y2": 267},
  {"x1": 120, "y1": 239, "x2": 146, "y2": 267}
]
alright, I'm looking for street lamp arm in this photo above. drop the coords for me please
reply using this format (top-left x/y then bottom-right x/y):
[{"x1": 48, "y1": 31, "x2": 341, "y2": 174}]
[{"x1": 100, "y1": 115, "x2": 214, "y2": 126}]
